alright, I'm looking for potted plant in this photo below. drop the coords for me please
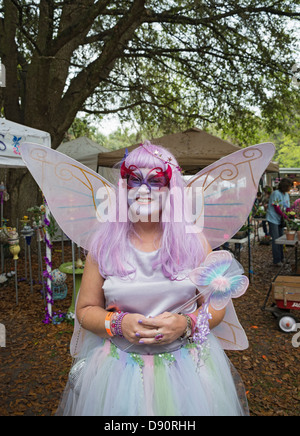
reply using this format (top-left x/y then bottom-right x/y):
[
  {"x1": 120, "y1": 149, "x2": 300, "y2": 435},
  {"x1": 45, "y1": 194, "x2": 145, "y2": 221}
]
[
  {"x1": 285, "y1": 218, "x2": 298, "y2": 240},
  {"x1": 52, "y1": 310, "x2": 66, "y2": 325},
  {"x1": 254, "y1": 206, "x2": 266, "y2": 218},
  {"x1": 232, "y1": 223, "x2": 252, "y2": 239}
]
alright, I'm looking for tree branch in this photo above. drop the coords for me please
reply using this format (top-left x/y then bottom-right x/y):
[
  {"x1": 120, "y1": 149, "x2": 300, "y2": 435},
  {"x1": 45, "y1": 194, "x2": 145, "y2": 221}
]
[
  {"x1": 36, "y1": 0, "x2": 55, "y2": 52},
  {"x1": 47, "y1": 0, "x2": 112, "y2": 56},
  {"x1": 10, "y1": 0, "x2": 42, "y2": 55},
  {"x1": 2, "y1": 0, "x2": 22, "y2": 122},
  {"x1": 146, "y1": 5, "x2": 300, "y2": 25},
  {"x1": 53, "y1": 0, "x2": 148, "y2": 140},
  {"x1": 82, "y1": 100, "x2": 213, "y2": 124}
]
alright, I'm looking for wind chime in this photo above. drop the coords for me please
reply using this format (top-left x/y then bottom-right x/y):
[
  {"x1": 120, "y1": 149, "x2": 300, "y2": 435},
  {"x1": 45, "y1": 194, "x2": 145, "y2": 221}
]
[
  {"x1": 28, "y1": 205, "x2": 46, "y2": 298},
  {"x1": 7, "y1": 228, "x2": 20, "y2": 305}
]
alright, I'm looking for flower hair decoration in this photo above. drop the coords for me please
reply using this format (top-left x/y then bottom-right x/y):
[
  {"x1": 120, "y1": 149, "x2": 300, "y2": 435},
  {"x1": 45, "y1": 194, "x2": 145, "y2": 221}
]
[{"x1": 139, "y1": 143, "x2": 182, "y2": 172}]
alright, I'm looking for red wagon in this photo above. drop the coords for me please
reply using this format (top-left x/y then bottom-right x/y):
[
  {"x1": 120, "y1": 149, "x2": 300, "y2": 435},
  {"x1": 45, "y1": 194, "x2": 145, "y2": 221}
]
[{"x1": 262, "y1": 275, "x2": 300, "y2": 333}]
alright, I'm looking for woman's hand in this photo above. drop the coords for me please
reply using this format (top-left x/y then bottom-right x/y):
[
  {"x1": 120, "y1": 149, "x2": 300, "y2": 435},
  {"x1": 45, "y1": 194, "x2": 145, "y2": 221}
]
[
  {"x1": 134, "y1": 312, "x2": 187, "y2": 346},
  {"x1": 121, "y1": 313, "x2": 149, "y2": 344}
]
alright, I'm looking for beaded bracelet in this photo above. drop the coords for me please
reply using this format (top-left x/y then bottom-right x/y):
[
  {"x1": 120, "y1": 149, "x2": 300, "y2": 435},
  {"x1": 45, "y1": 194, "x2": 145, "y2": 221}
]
[
  {"x1": 115, "y1": 312, "x2": 129, "y2": 337},
  {"x1": 180, "y1": 314, "x2": 193, "y2": 340},
  {"x1": 108, "y1": 311, "x2": 129, "y2": 337},
  {"x1": 110, "y1": 311, "x2": 121, "y2": 336}
]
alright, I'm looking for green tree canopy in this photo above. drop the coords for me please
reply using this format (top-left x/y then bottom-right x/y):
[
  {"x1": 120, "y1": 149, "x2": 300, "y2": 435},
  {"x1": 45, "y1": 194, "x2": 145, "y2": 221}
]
[{"x1": 0, "y1": 0, "x2": 299, "y2": 148}]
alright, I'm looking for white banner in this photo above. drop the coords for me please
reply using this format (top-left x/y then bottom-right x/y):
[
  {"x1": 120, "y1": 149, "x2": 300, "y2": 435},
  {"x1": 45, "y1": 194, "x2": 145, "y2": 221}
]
[{"x1": 0, "y1": 119, "x2": 51, "y2": 168}]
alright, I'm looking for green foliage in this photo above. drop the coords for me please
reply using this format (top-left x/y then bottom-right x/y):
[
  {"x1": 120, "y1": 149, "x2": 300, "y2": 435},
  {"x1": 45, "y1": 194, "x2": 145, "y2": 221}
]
[
  {"x1": 66, "y1": 117, "x2": 107, "y2": 147},
  {"x1": 276, "y1": 145, "x2": 300, "y2": 168},
  {"x1": 103, "y1": 128, "x2": 137, "y2": 150},
  {"x1": 206, "y1": 110, "x2": 300, "y2": 167},
  {"x1": 67, "y1": 118, "x2": 97, "y2": 141},
  {"x1": 1, "y1": 0, "x2": 299, "y2": 148}
]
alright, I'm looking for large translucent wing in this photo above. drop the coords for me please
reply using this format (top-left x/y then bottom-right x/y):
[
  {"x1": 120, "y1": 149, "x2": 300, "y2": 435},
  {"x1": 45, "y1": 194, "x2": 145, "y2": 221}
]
[
  {"x1": 186, "y1": 143, "x2": 275, "y2": 249},
  {"x1": 20, "y1": 142, "x2": 116, "y2": 251},
  {"x1": 212, "y1": 300, "x2": 249, "y2": 350}
]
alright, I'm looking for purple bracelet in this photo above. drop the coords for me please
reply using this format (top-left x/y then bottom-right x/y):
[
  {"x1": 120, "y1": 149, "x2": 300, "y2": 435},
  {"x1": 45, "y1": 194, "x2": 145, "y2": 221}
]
[{"x1": 115, "y1": 312, "x2": 129, "y2": 337}]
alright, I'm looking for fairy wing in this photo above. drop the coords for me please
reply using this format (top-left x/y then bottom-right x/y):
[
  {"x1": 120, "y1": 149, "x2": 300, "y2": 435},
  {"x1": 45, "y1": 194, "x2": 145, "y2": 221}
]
[
  {"x1": 212, "y1": 301, "x2": 248, "y2": 350},
  {"x1": 186, "y1": 143, "x2": 275, "y2": 249},
  {"x1": 20, "y1": 142, "x2": 116, "y2": 251},
  {"x1": 184, "y1": 144, "x2": 275, "y2": 350}
]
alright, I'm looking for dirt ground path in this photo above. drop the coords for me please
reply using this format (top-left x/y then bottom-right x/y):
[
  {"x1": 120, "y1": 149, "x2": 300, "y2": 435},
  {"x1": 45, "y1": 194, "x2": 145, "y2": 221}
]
[{"x1": 0, "y1": 240, "x2": 299, "y2": 416}]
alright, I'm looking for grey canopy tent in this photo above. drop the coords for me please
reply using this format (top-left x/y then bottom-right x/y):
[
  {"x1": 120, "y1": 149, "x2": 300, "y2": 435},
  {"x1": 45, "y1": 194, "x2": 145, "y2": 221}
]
[{"x1": 97, "y1": 127, "x2": 279, "y2": 174}]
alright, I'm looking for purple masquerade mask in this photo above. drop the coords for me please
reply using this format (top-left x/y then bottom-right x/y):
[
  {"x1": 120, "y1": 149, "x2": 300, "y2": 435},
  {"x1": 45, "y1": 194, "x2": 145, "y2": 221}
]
[{"x1": 120, "y1": 162, "x2": 172, "y2": 190}]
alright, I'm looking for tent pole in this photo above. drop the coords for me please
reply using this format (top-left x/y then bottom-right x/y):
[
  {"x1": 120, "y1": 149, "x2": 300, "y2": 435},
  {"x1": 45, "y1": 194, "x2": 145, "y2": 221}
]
[
  {"x1": 28, "y1": 243, "x2": 33, "y2": 293},
  {"x1": 14, "y1": 259, "x2": 18, "y2": 305},
  {"x1": 0, "y1": 200, "x2": 3, "y2": 273}
]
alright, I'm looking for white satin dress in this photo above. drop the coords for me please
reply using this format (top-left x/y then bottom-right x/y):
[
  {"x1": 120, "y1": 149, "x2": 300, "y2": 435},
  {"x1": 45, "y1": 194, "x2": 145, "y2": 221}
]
[{"x1": 57, "y1": 244, "x2": 249, "y2": 416}]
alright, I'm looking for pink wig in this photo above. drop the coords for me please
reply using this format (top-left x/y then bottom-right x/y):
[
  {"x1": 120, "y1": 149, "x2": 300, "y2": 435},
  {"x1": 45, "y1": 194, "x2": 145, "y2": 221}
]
[{"x1": 89, "y1": 141, "x2": 208, "y2": 280}]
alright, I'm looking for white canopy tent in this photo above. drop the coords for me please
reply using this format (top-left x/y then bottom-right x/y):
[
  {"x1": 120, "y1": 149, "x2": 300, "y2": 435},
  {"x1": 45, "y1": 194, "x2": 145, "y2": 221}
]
[
  {"x1": 0, "y1": 118, "x2": 51, "y2": 167},
  {"x1": 0, "y1": 118, "x2": 52, "y2": 313}
]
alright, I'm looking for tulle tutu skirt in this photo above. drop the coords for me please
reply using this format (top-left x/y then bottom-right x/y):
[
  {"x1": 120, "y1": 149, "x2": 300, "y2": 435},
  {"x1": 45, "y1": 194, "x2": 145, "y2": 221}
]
[{"x1": 56, "y1": 332, "x2": 249, "y2": 416}]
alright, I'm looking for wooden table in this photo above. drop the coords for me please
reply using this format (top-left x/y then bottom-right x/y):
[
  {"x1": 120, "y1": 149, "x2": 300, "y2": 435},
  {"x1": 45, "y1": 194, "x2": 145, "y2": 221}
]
[{"x1": 228, "y1": 233, "x2": 254, "y2": 262}]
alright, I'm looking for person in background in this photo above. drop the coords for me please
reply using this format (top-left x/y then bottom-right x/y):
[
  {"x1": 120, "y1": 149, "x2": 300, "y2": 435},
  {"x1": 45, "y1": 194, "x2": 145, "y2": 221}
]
[
  {"x1": 266, "y1": 178, "x2": 293, "y2": 266},
  {"x1": 261, "y1": 186, "x2": 272, "y2": 237},
  {"x1": 252, "y1": 191, "x2": 262, "y2": 215}
]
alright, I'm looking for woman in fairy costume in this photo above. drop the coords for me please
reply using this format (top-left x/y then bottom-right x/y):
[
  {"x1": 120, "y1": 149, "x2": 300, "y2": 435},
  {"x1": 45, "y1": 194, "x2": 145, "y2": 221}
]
[{"x1": 20, "y1": 139, "x2": 275, "y2": 416}]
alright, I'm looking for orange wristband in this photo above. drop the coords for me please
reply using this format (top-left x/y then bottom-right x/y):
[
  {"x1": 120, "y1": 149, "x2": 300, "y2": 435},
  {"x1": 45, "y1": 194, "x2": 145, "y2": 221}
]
[{"x1": 105, "y1": 311, "x2": 114, "y2": 337}]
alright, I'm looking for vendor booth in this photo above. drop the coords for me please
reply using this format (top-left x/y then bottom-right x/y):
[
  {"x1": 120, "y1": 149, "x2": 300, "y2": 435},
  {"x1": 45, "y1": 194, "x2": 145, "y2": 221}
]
[
  {"x1": 0, "y1": 118, "x2": 52, "y2": 312},
  {"x1": 97, "y1": 127, "x2": 279, "y2": 174},
  {"x1": 0, "y1": 118, "x2": 51, "y2": 165}
]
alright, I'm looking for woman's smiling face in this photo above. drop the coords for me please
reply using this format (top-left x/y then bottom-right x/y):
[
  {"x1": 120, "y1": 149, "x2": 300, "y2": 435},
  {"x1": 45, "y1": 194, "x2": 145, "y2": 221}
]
[{"x1": 127, "y1": 168, "x2": 170, "y2": 222}]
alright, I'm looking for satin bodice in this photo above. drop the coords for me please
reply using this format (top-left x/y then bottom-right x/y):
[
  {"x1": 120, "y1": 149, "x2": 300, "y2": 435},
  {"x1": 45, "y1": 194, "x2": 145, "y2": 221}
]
[{"x1": 102, "y1": 243, "x2": 197, "y2": 354}]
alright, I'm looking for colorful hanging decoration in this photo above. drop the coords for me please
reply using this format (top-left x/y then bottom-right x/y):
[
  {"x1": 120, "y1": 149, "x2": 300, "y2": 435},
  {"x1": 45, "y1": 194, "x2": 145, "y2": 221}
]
[{"x1": 43, "y1": 214, "x2": 53, "y2": 324}]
